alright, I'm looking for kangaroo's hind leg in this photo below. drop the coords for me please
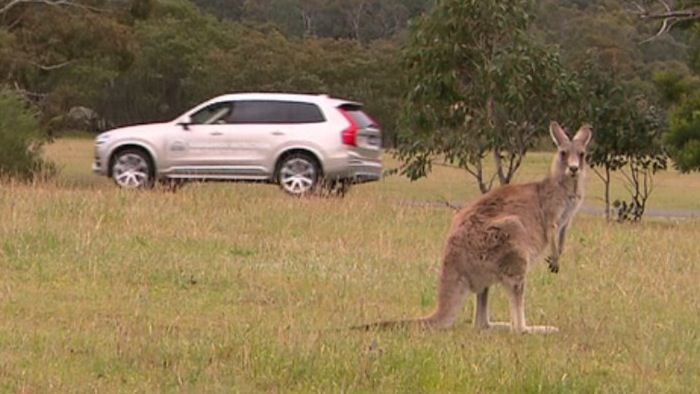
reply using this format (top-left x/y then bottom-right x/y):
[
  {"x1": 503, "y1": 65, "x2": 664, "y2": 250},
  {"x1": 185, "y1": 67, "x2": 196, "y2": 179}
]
[
  {"x1": 501, "y1": 254, "x2": 559, "y2": 334},
  {"x1": 473, "y1": 287, "x2": 510, "y2": 330}
]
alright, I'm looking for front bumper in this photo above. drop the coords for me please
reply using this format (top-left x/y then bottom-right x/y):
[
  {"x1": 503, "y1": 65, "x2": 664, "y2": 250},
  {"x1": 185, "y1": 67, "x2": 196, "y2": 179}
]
[
  {"x1": 93, "y1": 144, "x2": 108, "y2": 176},
  {"x1": 92, "y1": 161, "x2": 106, "y2": 176}
]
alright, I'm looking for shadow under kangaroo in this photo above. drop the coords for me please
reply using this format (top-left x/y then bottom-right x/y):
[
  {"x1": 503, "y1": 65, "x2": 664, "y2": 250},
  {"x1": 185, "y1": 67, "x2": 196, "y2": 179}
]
[{"x1": 355, "y1": 121, "x2": 592, "y2": 334}]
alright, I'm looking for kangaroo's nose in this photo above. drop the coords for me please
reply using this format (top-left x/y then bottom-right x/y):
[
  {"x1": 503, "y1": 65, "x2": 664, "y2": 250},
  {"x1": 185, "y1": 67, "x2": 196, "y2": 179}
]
[{"x1": 569, "y1": 166, "x2": 579, "y2": 174}]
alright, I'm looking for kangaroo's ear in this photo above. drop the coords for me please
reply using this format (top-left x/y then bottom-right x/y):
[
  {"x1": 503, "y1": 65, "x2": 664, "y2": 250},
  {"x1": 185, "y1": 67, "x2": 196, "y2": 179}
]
[
  {"x1": 573, "y1": 124, "x2": 592, "y2": 147},
  {"x1": 549, "y1": 121, "x2": 569, "y2": 147}
]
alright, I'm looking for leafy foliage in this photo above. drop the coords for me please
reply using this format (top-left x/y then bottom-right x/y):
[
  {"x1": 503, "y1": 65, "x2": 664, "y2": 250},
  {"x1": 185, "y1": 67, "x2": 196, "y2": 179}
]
[
  {"x1": 633, "y1": 1, "x2": 700, "y2": 171},
  {"x1": 0, "y1": 88, "x2": 52, "y2": 179},
  {"x1": 571, "y1": 59, "x2": 667, "y2": 221},
  {"x1": 0, "y1": 0, "x2": 404, "y2": 143},
  {"x1": 193, "y1": 0, "x2": 434, "y2": 42},
  {"x1": 397, "y1": 0, "x2": 575, "y2": 193},
  {"x1": 666, "y1": 91, "x2": 700, "y2": 171},
  {"x1": 658, "y1": 22, "x2": 700, "y2": 172}
]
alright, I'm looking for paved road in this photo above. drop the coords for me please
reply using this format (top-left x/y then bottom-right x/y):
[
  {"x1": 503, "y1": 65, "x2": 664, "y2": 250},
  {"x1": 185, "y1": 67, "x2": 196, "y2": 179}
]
[
  {"x1": 579, "y1": 206, "x2": 700, "y2": 218},
  {"x1": 400, "y1": 200, "x2": 700, "y2": 219}
]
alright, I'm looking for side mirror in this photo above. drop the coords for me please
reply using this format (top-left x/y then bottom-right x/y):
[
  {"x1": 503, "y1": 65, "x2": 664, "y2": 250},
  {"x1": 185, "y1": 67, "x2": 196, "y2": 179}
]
[{"x1": 177, "y1": 116, "x2": 192, "y2": 131}]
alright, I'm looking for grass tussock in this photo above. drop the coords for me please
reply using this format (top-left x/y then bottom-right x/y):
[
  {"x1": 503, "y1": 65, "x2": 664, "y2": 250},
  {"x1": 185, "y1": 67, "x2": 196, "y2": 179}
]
[{"x1": 0, "y1": 139, "x2": 698, "y2": 392}]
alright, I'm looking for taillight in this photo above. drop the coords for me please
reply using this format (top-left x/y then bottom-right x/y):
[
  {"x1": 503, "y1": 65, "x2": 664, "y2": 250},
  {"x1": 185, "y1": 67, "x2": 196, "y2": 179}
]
[{"x1": 339, "y1": 109, "x2": 358, "y2": 146}]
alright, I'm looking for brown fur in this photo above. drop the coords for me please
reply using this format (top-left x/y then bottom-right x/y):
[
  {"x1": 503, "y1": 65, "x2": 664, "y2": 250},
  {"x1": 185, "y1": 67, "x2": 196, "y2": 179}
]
[{"x1": 355, "y1": 122, "x2": 592, "y2": 333}]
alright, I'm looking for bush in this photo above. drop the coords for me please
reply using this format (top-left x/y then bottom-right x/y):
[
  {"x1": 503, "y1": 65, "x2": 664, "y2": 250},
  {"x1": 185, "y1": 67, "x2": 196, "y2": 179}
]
[
  {"x1": 0, "y1": 88, "x2": 53, "y2": 180},
  {"x1": 666, "y1": 91, "x2": 700, "y2": 172}
]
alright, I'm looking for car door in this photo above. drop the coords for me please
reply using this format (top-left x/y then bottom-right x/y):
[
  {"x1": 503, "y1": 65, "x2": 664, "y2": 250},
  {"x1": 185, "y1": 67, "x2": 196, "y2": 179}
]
[
  {"x1": 164, "y1": 101, "x2": 235, "y2": 176},
  {"x1": 225, "y1": 100, "x2": 291, "y2": 176}
]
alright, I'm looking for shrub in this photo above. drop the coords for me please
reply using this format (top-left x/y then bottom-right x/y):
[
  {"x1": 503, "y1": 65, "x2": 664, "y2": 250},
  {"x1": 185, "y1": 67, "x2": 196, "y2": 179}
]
[{"x1": 0, "y1": 88, "x2": 53, "y2": 180}]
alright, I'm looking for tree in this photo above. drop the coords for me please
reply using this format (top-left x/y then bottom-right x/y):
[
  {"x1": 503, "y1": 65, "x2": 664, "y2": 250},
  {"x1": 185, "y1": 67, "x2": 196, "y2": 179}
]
[
  {"x1": 636, "y1": 0, "x2": 700, "y2": 171},
  {"x1": 0, "y1": 0, "x2": 133, "y2": 134},
  {"x1": 572, "y1": 60, "x2": 627, "y2": 220},
  {"x1": 614, "y1": 98, "x2": 667, "y2": 221},
  {"x1": 194, "y1": 0, "x2": 434, "y2": 41},
  {"x1": 665, "y1": 91, "x2": 700, "y2": 171},
  {"x1": 0, "y1": 88, "x2": 52, "y2": 179},
  {"x1": 572, "y1": 59, "x2": 667, "y2": 221},
  {"x1": 396, "y1": 0, "x2": 575, "y2": 194}
]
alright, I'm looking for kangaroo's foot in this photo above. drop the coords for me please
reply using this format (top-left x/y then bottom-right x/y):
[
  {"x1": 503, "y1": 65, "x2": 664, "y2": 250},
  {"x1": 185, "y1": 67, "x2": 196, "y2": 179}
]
[
  {"x1": 475, "y1": 321, "x2": 511, "y2": 330},
  {"x1": 502, "y1": 275, "x2": 559, "y2": 335},
  {"x1": 518, "y1": 325, "x2": 559, "y2": 334}
]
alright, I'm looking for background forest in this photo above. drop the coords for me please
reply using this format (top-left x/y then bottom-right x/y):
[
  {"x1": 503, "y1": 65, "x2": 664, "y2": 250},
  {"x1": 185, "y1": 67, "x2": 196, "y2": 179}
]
[{"x1": 0, "y1": 0, "x2": 699, "y2": 185}]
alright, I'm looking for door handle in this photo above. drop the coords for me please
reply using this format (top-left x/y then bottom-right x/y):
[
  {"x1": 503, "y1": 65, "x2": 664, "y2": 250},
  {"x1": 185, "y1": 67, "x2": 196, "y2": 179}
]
[
  {"x1": 271, "y1": 131, "x2": 285, "y2": 136},
  {"x1": 210, "y1": 131, "x2": 223, "y2": 136}
]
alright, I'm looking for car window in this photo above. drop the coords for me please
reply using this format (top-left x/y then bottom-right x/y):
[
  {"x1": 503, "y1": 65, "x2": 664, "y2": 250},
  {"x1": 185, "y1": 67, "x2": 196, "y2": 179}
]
[
  {"x1": 190, "y1": 102, "x2": 233, "y2": 125},
  {"x1": 230, "y1": 101, "x2": 325, "y2": 124},
  {"x1": 339, "y1": 104, "x2": 375, "y2": 128},
  {"x1": 283, "y1": 102, "x2": 326, "y2": 123}
]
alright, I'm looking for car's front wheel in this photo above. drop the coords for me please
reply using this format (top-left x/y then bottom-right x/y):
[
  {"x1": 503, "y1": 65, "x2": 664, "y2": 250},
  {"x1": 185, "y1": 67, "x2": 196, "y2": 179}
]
[
  {"x1": 277, "y1": 153, "x2": 320, "y2": 196},
  {"x1": 111, "y1": 149, "x2": 154, "y2": 189}
]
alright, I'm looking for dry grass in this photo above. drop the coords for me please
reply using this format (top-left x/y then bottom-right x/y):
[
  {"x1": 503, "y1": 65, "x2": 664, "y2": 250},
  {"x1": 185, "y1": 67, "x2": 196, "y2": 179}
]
[{"x1": 0, "y1": 138, "x2": 698, "y2": 392}]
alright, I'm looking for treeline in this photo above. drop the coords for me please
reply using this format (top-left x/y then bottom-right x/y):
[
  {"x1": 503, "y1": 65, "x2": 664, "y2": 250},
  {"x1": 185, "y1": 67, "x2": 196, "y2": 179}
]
[
  {"x1": 0, "y1": 0, "x2": 692, "y2": 133},
  {"x1": 0, "y1": 0, "x2": 411, "y2": 140},
  {"x1": 192, "y1": 0, "x2": 434, "y2": 42},
  {"x1": 0, "y1": 0, "x2": 698, "y2": 187}
]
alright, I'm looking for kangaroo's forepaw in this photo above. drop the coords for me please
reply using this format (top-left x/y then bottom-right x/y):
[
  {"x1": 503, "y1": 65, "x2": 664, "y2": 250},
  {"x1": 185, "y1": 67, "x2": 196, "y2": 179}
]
[{"x1": 545, "y1": 256, "x2": 559, "y2": 273}]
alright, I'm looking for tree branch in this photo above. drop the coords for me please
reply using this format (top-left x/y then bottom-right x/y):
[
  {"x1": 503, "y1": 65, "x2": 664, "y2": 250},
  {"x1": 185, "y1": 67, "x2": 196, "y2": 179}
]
[
  {"x1": 592, "y1": 166, "x2": 606, "y2": 183},
  {"x1": 634, "y1": 1, "x2": 700, "y2": 42},
  {"x1": 11, "y1": 82, "x2": 47, "y2": 105},
  {"x1": 0, "y1": 0, "x2": 99, "y2": 15},
  {"x1": 26, "y1": 59, "x2": 72, "y2": 71},
  {"x1": 437, "y1": 196, "x2": 461, "y2": 211}
]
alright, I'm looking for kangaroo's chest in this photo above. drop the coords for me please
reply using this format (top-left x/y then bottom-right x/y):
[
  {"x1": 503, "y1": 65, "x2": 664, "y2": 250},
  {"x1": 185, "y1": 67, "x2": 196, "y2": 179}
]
[{"x1": 558, "y1": 193, "x2": 583, "y2": 227}]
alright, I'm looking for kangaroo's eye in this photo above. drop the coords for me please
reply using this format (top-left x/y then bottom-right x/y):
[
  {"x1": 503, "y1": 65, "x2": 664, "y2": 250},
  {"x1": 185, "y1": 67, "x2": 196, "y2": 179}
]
[
  {"x1": 579, "y1": 152, "x2": 585, "y2": 161},
  {"x1": 559, "y1": 151, "x2": 567, "y2": 160}
]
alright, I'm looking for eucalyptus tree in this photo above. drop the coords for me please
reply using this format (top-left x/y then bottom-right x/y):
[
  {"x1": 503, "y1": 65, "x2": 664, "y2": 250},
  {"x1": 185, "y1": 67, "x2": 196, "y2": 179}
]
[
  {"x1": 572, "y1": 59, "x2": 667, "y2": 221},
  {"x1": 636, "y1": 0, "x2": 700, "y2": 172},
  {"x1": 396, "y1": 0, "x2": 576, "y2": 194},
  {"x1": 666, "y1": 90, "x2": 700, "y2": 172},
  {"x1": 0, "y1": 88, "x2": 53, "y2": 179}
]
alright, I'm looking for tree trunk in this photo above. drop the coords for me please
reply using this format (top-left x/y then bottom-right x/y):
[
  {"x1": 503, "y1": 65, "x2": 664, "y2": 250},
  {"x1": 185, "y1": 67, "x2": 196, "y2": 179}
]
[
  {"x1": 493, "y1": 147, "x2": 507, "y2": 186},
  {"x1": 593, "y1": 166, "x2": 612, "y2": 221},
  {"x1": 474, "y1": 160, "x2": 489, "y2": 194},
  {"x1": 604, "y1": 166, "x2": 611, "y2": 221}
]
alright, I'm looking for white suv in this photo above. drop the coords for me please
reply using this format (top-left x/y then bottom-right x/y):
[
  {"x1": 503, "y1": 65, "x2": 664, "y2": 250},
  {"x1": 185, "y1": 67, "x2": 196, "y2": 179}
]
[{"x1": 93, "y1": 93, "x2": 382, "y2": 195}]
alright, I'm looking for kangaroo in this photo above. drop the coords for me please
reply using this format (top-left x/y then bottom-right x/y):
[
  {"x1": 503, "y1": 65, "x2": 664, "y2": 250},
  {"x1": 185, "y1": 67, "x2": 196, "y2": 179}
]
[{"x1": 356, "y1": 122, "x2": 592, "y2": 333}]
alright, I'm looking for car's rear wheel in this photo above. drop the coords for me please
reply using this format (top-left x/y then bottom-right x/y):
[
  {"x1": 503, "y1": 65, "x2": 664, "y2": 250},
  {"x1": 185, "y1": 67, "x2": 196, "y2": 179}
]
[
  {"x1": 111, "y1": 149, "x2": 153, "y2": 189},
  {"x1": 277, "y1": 153, "x2": 319, "y2": 196}
]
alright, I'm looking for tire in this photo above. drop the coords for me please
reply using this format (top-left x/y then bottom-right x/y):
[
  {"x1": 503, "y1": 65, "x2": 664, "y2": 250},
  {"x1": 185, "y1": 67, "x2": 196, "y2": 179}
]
[
  {"x1": 111, "y1": 148, "x2": 154, "y2": 189},
  {"x1": 276, "y1": 152, "x2": 320, "y2": 196}
]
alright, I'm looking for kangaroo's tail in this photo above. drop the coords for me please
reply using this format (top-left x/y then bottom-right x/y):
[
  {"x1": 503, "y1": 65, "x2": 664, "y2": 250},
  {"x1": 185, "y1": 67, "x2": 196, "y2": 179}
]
[
  {"x1": 351, "y1": 253, "x2": 471, "y2": 331},
  {"x1": 350, "y1": 315, "x2": 450, "y2": 331}
]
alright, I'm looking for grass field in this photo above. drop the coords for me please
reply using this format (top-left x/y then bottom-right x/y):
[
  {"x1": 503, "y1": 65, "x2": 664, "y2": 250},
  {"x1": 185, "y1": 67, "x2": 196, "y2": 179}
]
[{"x1": 0, "y1": 138, "x2": 698, "y2": 392}]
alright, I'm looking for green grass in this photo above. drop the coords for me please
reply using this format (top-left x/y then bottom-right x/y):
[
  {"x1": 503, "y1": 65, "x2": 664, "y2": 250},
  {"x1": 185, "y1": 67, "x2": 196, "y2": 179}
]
[{"x1": 0, "y1": 138, "x2": 698, "y2": 392}]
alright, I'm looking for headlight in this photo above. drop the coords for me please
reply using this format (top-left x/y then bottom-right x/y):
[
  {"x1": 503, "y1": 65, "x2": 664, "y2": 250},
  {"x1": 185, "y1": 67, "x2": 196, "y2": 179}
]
[{"x1": 95, "y1": 133, "x2": 111, "y2": 145}]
